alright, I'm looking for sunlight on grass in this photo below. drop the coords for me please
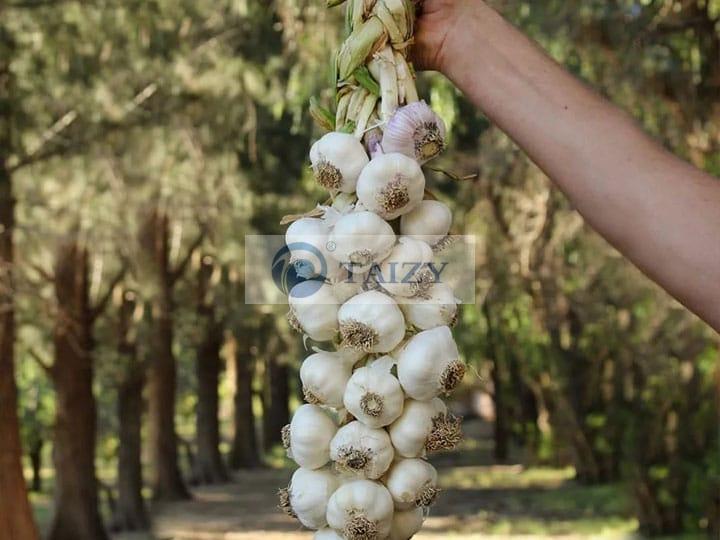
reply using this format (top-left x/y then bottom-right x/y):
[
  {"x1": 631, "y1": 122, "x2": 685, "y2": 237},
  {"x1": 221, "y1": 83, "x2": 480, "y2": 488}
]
[{"x1": 440, "y1": 465, "x2": 576, "y2": 490}]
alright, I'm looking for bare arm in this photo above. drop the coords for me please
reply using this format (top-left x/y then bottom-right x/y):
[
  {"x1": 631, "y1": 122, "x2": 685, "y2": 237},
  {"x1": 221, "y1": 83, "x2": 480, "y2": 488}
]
[{"x1": 415, "y1": 0, "x2": 720, "y2": 331}]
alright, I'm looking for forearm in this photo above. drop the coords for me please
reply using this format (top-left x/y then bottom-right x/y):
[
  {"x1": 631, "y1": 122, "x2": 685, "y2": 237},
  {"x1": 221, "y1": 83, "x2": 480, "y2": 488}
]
[{"x1": 443, "y1": 2, "x2": 720, "y2": 330}]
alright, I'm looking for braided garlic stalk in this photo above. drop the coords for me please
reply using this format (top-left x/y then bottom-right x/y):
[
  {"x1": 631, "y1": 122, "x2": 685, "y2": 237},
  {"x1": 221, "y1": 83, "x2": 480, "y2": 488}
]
[{"x1": 280, "y1": 2, "x2": 464, "y2": 539}]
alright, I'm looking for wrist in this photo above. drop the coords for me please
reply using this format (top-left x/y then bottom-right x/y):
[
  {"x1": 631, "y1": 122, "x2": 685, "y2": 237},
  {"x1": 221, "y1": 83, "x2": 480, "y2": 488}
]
[{"x1": 436, "y1": 0, "x2": 491, "y2": 79}]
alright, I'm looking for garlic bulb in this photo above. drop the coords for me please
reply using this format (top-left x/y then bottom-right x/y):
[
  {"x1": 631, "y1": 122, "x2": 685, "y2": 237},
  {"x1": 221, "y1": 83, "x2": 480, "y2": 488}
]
[
  {"x1": 402, "y1": 283, "x2": 459, "y2": 330},
  {"x1": 397, "y1": 326, "x2": 466, "y2": 400},
  {"x1": 343, "y1": 359, "x2": 404, "y2": 428},
  {"x1": 377, "y1": 236, "x2": 435, "y2": 299},
  {"x1": 388, "y1": 507, "x2": 425, "y2": 540},
  {"x1": 338, "y1": 290, "x2": 405, "y2": 353},
  {"x1": 279, "y1": 467, "x2": 339, "y2": 529},
  {"x1": 288, "y1": 281, "x2": 340, "y2": 342},
  {"x1": 356, "y1": 153, "x2": 426, "y2": 220},
  {"x1": 285, "y1": 217, "x2": 343, "y2": 281},
  {"x1": 326, "y1": 480, "x2": 394, "y2": 540},
  {"x1": 301, "y1": 349, "x2": 360, "y2": 408},
  {"x1": 400, "y1": 200, "x2": 452, "y2": 248},
  {"x1": 330, "y1": 421, "x2": 394, "y2": 479},
  {"x1": 314, "y1": 529, "x2": 344, "y2": 540},
  {"x1": 382, "y1": 101, "x2": 447, "y2": 164},
  {"x1": 389, "y1": 398, "x2": 462, "y2": 458},
  {"x1": 310, "y1": 132, "x2": 369, "y2": 193},
  {"x1": 284, "y1": 404, "x2": 337, "y2": 469},
  {"x1": 329, "y1": 210, "x2": 396, "y2": 273},
  {"x1": 385, "y1": 458, "x2": 439, "y2": 509},
  {"x1": 331, "y1": 271, "x2": 367, "y2": 304}
]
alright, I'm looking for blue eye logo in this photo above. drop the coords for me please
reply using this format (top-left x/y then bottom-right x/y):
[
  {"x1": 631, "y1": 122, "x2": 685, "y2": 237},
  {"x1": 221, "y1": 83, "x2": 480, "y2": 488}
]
[{"x1": 271, "y1": 242, "x2": 328, "y2": 297}]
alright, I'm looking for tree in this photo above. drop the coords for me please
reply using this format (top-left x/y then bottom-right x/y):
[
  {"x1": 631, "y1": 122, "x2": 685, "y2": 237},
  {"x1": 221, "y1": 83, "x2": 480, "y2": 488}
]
[
  {"x1": 112, "y1": 288, "x2": 149, "y2": 532},
  {"x1": 141, "y1": 210, "x2": 204, "y2": 501},
  {"x1": 0, "y1": 9, "x2": 39, "y2": 539},
  {"x1": 193, "y1": 255, "x2": 228, "y2": 484},
  {"x1": 44, "y1": 239, "x2": 112, "y2": 540}
]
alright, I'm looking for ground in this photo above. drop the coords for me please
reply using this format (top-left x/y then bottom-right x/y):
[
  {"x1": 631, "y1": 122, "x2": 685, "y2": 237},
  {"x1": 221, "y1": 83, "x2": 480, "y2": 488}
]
[{"x1": 97, "y1": 420, "x2": 640, "y2": 540}]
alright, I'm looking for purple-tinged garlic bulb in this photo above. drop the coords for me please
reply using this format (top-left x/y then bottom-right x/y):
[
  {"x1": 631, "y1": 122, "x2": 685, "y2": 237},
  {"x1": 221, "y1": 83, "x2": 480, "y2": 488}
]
[{"x1": 382, "y1": 101, "x2": 447, "y2": 164}]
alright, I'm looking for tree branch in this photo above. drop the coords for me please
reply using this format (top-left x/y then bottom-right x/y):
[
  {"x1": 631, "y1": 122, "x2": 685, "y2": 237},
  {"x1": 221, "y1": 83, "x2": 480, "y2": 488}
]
[
  {"x1": 28, "y1": 347, "x2": 53, "y2": 376},
  {"x1": 169, "y1": 229, "x2": 206, "y2": 286},
  {"x1": 90, "y1": 265, "x2": 127, "y2": 322}
]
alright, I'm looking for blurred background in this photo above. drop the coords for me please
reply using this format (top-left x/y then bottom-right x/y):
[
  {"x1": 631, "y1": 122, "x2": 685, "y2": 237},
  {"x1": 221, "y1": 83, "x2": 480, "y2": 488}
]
[{"x1": 0, "y1": 1, "x2": 718, "y2": 539}]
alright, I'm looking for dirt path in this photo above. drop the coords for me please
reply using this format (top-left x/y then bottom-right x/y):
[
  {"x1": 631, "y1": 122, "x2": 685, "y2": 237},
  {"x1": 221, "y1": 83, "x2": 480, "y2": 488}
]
[
  {"x1": 114, "y1": 422, "x2": 635, "y2": 540},
  {"x1": 114, "y1": 466, "x2": 634, "y2": 540}
]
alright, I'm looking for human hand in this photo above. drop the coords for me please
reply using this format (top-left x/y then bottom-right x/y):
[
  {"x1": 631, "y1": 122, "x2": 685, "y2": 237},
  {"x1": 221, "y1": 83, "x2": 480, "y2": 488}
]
[{"x1": 413, "y1": 0, "x2": 482, "y2": 73}]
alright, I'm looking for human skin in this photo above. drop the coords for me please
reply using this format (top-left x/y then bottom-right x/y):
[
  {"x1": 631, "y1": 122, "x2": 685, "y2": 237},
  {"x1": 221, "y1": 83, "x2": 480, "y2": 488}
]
[{"x1": 414, "y1": 0, "x2": 720, "y2": 332}]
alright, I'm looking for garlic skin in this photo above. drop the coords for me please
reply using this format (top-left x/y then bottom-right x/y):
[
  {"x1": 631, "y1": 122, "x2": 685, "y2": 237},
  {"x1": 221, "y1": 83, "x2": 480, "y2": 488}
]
[
  {"x1": 300, "y1": 350, "x2": 358, "y2": 408},
  {"x1": 279, "y1": 467, "x2": 339, "y2": 529},
  {"x1": 389, "y1": 398, "x2": 462, "y2": 458},
  {"x1": 402, "y1": 283, "x2": 459, "y2": 330},
  {"x1": 356, "y1": 153, "x2": 426, "y2": 220},
  {"x1": 388, "y1": 507, "x2": 425, "y2": 540},
  {"x1": 382, "y1": 101, "x2": 447, "y2": 164},
  {"x1": 385, "y1": 458, "x2": 439, "y2": 510},
  {"x1": 285, "y1": 217, "x2": 343, "y2": 281},
  {"x1": 343, "y1": 359, "x2": 404, "y2": 428},
  {"x1": 329, "y1": 210, "x2": 396, "y2": 273},
  {"x1": 330, "y1": 421, "x2": 394, "y2": 479},
  {"x1": 288, "y1": 281, "x2": 340, "y2": 342},
  {"x1": 310, "y1": 132, "x2": 369, "y2": 193},
  {"x1": 397, "y1": 326, "x2": 466, "y2": 401},
  {"x1": 400, "y1": 200, "x2": 452, "y2": 247},
  {"x1": 338, "y1": 291, "x2": 406, "y2": 353},
  {"x1": 286, "y1": 404, "x2": 338, "y2": 469},
  {"x1": 314, "y1": 529, "x2": 344, "y2": 540},
  {"x1": 326, "y1": 480, "x2": 394, "y2": 540},
  {"x1": 377, "y1": 236, "x2": 435, "y2": 299}
]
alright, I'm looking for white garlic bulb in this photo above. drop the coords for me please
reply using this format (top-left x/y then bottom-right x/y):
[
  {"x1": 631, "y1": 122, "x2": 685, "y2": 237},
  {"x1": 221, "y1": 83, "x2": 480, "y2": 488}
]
[
  {"x1": 382, "y1": 101, "x2": 447, "y2": 164},
  {"x1": 388, "y1": 507, "x2": 425, "y2": 540},
  {"x1": 338, "y1": 290, "x2": 406, "y2": 353},
  {"x1": 377, "y1": 236, "x2": 435, "y2": 299},
  {"x1": 310, "y1": 132, "x2": 369, "y2": 193},
  {"x1": 329, "y1": 210, "x2": 396, "y2": 273},
  {"x1": 389, "y1": 398, "x2": 462, "y2": 458},
  {"x1": 314, "y1": 529, "x2": 344, "y2": 540},
  {"x1": 288, "y1": 281, "x2": 340, "y2": 342},
  {"x1": 397, "y1": 326, "x2": 466, "y2": 401},
  {"x1": 279, "y1": 467, "x2": 339, "y2": 529},
  {"x1": 330, "y1": 421, "x2": 394, "y2": 479},
  {"x1": 331, "y1": 270, "x2": 368, "y2": 304},
  {"x1": 385, "y1": 458, "x2": 439, "y2": 509},
  {"x1": 300, "y1": 349, "x2": 360, "y2": 408},
  {"x1": 356, "y1": 153, "x2": 426, "y2": 220},
  {"x1": 343, "y1": 359, "x2": 404, "y2": 428},
  {"x1": 326, "y1": 480, "x2": 394, "y2": 540},
  {"x1": 400, "y1": 200, "x2": 452, "y2": 247},
  {"x1": 285, "y1": 217, "x2": 343, "y2": 281},
  {"x1": 402, "y1": 283, "x2": 459, "y2": 330},
  {"x1": 284, "y1": 404, "x2": 337, "y2": 469}
]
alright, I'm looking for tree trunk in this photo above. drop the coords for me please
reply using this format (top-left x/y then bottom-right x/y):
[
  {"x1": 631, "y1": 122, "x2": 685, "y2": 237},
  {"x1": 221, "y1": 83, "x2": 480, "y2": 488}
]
[
  {"x1": 194, "y1": 318, "x2": 228, "y2": 483},
  {"x1": 483, "y1": 301, "x2": 509, "y2": 463},
  {"x1": 47, "y1": 241, "x2": 107, "y2": 540},
  {"x1": 115, "y1": 364, "x2": 148, "y2": 531},
  {"x1": 262, "y1": 318, "x2": 290, "y2": 451},
  {"x1": 113, "y1": 290, "x2": 149, "y2": 531},
  {"x1": 0, "y1": 21, "x2": 40, "y2": 540},
  {"x1": 144, "y1": 212, "x2": 189, "y2": 501},
  {"x1": 29, "y1": 439, "x2": 43, "y2": 493},
  {"x1": 229, "y1": 328, "x2": 259, "y2": 469}
]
